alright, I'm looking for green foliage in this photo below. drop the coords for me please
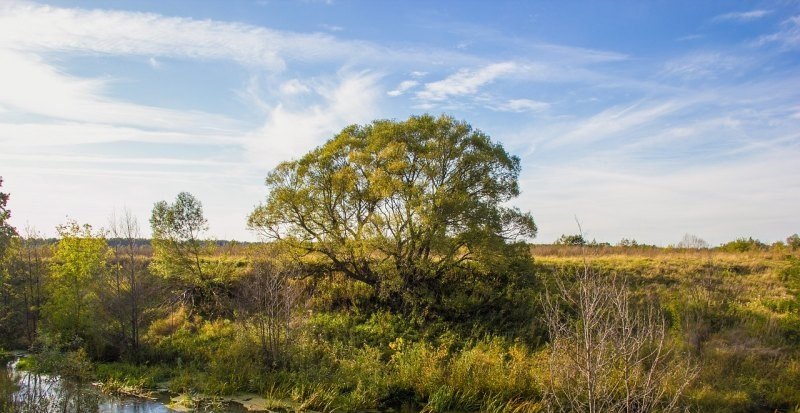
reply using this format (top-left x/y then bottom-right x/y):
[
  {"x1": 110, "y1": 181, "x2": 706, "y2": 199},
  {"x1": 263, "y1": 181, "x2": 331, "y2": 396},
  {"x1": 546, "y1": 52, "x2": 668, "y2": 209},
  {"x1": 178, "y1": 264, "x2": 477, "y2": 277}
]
[
  {"x1": 554, "y1": 234, "x2": 585, "y2": 246},
  {"x1": 0, "y1": 178, "x2": 21, "y2": 348},
  {"x1": 150, "y1": 192, "x2": 239, "y2": 318},
  {"x1": 788, "y1": 234, "x2": 800, "y2": 250},
  {"x1": 0, "y1": 177, "x2": 17, "y2": 255},
  {"x1": 249, "y1": 114, "x2": 537, "y2": 312},
  {"x1": 42, "y1": 221, "x2": 110, "y2": 355},
  {"x1": 719, "y1": 237, "x2": 767, "y2": 252},
  {"x1": 94, "y1": 362, "x2": 171, "y2": 389},
  {"x1": 150, "y1": 191, "x2": 209, "y2": 284}
]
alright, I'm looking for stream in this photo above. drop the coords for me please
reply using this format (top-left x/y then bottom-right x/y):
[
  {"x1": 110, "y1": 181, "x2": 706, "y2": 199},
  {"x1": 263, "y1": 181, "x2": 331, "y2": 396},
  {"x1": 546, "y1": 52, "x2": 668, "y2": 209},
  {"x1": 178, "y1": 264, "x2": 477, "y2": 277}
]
[{"x1": 3, "y1": 355, "x2": 249, "y2": 413}]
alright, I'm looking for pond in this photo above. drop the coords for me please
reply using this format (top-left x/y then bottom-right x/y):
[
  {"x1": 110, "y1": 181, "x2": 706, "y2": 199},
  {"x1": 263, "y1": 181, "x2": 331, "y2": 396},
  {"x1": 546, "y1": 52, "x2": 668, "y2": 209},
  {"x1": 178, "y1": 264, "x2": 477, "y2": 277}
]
[{"x1": 2, "y1": 356, "x2": 249, "y2": 413}]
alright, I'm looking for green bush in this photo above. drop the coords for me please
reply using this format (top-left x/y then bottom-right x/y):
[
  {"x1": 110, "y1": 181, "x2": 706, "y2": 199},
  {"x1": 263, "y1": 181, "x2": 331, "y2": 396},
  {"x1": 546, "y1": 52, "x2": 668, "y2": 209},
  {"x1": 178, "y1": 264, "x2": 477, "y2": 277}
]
[{"x1": 719, "y1": 237, "x2": 767, "y2": 253}]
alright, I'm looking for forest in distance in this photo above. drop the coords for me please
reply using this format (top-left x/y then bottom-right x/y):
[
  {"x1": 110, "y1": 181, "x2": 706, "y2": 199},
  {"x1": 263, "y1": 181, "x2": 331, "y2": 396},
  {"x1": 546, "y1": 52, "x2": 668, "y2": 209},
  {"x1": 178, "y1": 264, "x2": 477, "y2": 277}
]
[{"x1": 1, "y1": 115, "x2": 800, "y2": 413}]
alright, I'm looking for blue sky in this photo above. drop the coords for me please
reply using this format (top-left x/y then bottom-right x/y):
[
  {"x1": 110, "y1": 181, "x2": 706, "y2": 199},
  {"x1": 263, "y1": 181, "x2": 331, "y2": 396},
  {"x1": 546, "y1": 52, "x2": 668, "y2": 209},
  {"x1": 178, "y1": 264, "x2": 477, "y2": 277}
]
[{"x1": 1, "y1": 0, "x2": 798, "y2": 245}]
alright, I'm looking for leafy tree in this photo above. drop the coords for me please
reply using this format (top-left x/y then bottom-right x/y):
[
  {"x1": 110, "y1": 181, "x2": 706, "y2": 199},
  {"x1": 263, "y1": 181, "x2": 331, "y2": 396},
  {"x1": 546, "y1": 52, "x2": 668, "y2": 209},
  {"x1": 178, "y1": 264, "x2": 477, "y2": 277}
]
[
  {"x1": 787, "y1": 234, "x2": 800, "y2": 250},
  {"x1": 555, "y1": 234, "x2": 586, "y2": 246},
  {"x1": 618, "y1": 238, "x2": 639, "y2": 247},
  {"x1": 0, "y1": 177, "x2": 18, "y2": 347},
  {"x1": 0, "y1": 177, "x2": 17, "y2": 255},
  {"x1": 249, "y1": 114, "x2": 537, "y2": 310},
  {"x1": 43, "y1": 221, "x2": 110, "y2": 354},
  {"x1": 150, "y1": 192, "x2": 235, "y2": 317}
]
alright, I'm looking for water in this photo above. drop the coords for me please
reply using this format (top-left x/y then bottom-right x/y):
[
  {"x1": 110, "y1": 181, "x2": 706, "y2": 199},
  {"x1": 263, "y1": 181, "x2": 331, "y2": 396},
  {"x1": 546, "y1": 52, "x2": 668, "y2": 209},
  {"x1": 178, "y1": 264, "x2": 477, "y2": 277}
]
[{"x1": 3, "y1": 357, "x2": 245, "y2": 413}]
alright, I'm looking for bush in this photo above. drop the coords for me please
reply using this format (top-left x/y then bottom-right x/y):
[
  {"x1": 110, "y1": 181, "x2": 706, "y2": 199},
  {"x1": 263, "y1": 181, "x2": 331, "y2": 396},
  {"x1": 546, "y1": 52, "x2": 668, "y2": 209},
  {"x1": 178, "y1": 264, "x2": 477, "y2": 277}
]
[{"x1": 719, "y1": 237, "x2": 767, "y2": 253}]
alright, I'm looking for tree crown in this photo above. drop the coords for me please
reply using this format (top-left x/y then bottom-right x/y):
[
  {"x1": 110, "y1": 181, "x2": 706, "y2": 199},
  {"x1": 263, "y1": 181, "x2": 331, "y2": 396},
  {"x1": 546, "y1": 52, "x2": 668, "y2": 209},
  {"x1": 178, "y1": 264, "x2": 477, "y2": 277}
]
[{"x1": 249, "y1": 114, "x2": 536, "y2": 293}]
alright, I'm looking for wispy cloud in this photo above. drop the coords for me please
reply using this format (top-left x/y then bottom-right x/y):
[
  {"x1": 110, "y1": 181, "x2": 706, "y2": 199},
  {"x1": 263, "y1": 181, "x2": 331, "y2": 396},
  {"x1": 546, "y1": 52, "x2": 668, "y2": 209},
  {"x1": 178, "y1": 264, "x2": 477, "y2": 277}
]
[
  {"x1": 0, "y1": 153, "x2": 236, "y2": 167},
  {"x1": 279, "y1": 78, "x2": 312, "y2": 95},
  {"x1": 660, "y1": 52, "x2": 745, "y2": 80},
  {"x1": 713, "y1": 9, "x2": 772, "y2": 23},
  {"x1": 0, "y1": 50, "x2": 239, "y2": 132},
  {"x1": 387, "y1": 80, "x2": 419, "y2": 97},
  {"x1": 0, "y1": 2, "x2": 477, "y2": 70},
  {"x1": 677, "y1": 34, "x2": 703, "y2": 42},
  {"x1": 416, "y1": 62, "x2": 517, "y2": 101},
  {"x1": 0, "y1": 121, "x2": 238, "y2": 147},
  {"x1": 490, "y1": 98, "x2": 549, "y2": 113},
  {"x1": 754, "y1": 15, "x2": 800, "y2": 49},
  {"x1": 319, "y1": 23, "x2": 343, "y2": 32},
  {"x1": 545, "y1": 100, "x2": 688, "y2": 148}
]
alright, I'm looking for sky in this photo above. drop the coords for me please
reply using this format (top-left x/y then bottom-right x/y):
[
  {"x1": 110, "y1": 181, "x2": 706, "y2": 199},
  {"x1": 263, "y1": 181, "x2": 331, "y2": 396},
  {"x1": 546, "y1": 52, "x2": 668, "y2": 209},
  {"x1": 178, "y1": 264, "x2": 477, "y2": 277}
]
[{"x1": 1, "y1": 0, "x2": 799, "y2": 246}]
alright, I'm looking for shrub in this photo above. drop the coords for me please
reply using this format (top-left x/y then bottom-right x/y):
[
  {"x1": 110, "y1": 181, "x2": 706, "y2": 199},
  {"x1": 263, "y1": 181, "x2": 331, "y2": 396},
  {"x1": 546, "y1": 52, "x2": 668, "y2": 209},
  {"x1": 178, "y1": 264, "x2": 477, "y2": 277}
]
[{"x1": 719, "y1": 237, "x2": 767, "y2": 253}]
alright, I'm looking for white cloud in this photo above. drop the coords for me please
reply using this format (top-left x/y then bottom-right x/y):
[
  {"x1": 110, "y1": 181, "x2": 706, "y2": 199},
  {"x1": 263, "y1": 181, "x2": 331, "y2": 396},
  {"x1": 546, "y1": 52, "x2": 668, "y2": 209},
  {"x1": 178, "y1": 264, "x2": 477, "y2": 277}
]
[
  {"x1": 713, "y1": 9, "x2": 772, "y2": 22},
  {"x1": 387, "y1": 80, "x2": 419, "y2": 96},
  {"x1": 280, "y1": 78, "x2": 312, "y2": 95},
  {"x1": 416, "y1": 62, "x2": 517, "y2": 101},
  {"x1": 244, "y1": 71, "x2": 383, "y2": 166},
  {"x1": 148, "y1": 56, "x2": 161, "y2": 68},
  {"x1": 491, "y1": 98, "x2": 549, "y2": 113}
]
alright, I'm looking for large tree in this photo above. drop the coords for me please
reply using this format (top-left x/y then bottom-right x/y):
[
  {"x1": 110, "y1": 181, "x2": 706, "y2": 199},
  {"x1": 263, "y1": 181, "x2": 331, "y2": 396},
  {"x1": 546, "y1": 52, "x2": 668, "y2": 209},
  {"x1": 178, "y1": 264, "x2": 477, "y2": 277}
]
[{"x1": 249, "y1": 114, "x2": 537, "y2": 307}]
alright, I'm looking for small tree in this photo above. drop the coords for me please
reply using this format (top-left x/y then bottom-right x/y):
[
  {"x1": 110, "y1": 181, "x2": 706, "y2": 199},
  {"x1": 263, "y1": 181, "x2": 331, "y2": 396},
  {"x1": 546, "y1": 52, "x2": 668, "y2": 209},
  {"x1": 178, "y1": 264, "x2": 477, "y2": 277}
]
[
  {"x1": 787, "y1": 234, "x2": 800, "y2": 250},
  {"x1": 0, "y1": 177, "x2": 16, "y2": 255},
  {"x1": 676, "y1": 234, "x2": 709, "y2": 249},
  {"x1": 106, "y1": 209, "x2": 151, "y2": 361},
  {"x1": 19, "y1": 226, "x2": 47, "y2": 345},
  {"x1": 617, "y1": 238, "x2": 639, "y2": 247},
  {"x1": 555, "y1": 234, "x2": 586, "y2": 246},
  {"x1": 43, "y1": 221, "x2": 110, "y2": 354},
  {"x1": 150, "y1": 192, "x2": 235, "y2": 318}
]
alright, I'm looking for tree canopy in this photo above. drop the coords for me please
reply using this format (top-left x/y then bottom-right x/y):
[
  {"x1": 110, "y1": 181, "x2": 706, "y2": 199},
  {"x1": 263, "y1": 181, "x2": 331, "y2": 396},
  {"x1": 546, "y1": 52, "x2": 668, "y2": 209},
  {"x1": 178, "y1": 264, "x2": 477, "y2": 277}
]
[{"x1": 249, "y1": 114, "x2": 536, "y2": 305}]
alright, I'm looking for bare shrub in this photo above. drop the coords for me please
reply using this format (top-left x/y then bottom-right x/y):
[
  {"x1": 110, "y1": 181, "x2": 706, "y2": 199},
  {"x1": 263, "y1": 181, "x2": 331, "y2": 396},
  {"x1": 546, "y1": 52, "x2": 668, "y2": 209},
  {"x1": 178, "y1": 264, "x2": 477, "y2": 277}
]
[
  {"x1": 236, "y1": 249, "x2": 306, "y2": 369},
  {"x1": 542, "y1": 256, "x2": 697, "y2": 413}
]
